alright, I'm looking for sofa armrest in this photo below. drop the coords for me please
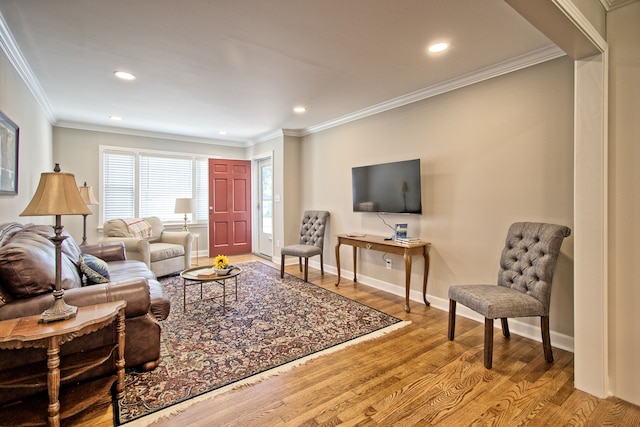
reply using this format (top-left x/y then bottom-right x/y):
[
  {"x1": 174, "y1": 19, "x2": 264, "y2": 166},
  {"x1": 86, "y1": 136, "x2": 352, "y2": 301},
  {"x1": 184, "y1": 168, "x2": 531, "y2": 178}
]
[
  {"x1": 82, "y1": 242, "x2": 127, "y2": 262},
  {"x1": 99, "y1": 237, "x2": 151, "y2": 268},
  {"x1": 0, "y1": 278, "x2": 151, "y2": 321}
]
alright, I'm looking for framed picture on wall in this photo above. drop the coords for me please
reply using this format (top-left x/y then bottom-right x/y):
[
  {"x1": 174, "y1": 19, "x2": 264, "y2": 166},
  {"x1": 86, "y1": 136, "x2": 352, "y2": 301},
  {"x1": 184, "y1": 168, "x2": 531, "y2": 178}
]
[{"x1": 0, "y1": 110, "x2": 19, "y2": 195}]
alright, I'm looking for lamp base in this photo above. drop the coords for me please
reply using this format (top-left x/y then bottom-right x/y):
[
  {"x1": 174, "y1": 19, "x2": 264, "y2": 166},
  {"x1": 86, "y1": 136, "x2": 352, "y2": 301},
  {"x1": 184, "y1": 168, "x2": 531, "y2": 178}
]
[{"x1": 39, "y1": 292, "x2": 78, "y2": 323}]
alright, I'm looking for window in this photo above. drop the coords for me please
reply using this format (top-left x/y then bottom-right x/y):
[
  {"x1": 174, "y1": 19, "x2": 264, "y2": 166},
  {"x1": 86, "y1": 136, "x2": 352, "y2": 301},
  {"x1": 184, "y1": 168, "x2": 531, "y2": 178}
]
[{"x1": 101, "y1": 146, "x2": 209, "y2": 225}]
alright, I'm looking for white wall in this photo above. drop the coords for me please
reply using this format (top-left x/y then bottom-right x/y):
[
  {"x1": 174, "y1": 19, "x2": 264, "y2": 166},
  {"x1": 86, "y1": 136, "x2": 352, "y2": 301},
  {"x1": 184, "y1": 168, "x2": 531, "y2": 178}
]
[
  {"x1": 0, "y1": 47, "x2": 52, "y2": 224},
  {"x1": 300, "y1": 56, "x2": 575, "y2": 340}
]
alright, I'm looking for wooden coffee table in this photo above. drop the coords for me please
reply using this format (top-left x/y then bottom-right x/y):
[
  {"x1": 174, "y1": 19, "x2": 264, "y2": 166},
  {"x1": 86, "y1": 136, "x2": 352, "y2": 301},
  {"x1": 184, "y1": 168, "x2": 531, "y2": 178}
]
[{"x1": 180, "y1": 265, "x2": 242, "y2": 314}]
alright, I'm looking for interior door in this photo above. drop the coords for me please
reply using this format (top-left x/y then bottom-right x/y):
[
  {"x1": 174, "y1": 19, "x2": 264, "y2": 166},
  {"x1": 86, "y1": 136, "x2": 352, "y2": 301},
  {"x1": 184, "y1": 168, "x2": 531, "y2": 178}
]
[
  {"x1": 208, "y1": 159, "x2": 252, "y2": 255},
  {"x1": 257, "y1": 157, "x2": 273, "y2": 257}
]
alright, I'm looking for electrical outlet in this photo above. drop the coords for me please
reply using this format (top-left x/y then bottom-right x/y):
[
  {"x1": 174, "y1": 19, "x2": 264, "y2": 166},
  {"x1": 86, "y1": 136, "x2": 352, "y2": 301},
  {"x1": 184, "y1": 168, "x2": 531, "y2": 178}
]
[{"x1": 385, "y1": 259, "x2": 392, "y2": 269}]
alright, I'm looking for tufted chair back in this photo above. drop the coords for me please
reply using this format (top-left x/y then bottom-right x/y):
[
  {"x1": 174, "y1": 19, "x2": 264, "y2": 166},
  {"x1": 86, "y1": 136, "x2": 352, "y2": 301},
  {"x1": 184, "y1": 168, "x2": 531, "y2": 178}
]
[
  {"x1": 298, "y1": 211, "x2": 330, "y2": 248},
  {"x1": 497, "y1": 222, "x2": 571, "y2": 314}
]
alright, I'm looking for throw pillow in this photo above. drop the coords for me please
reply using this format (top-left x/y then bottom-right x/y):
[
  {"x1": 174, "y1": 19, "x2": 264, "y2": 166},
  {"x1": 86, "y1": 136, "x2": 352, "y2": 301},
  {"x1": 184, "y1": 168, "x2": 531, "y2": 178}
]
[{"x1": 79, "y1": 254, "x2": 110, "y2": 285}]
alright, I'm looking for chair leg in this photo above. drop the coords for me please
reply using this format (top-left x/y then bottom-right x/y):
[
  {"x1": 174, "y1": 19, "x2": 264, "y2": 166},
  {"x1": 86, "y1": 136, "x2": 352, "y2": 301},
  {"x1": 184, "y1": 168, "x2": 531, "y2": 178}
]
[
  {"x1": 501, "y1": 318, "x2": 510, "y2": 338},
  {"x1": 303, "y1": 257, "x2": 309, "y2": 282},
  {"x1": 448, "y1": 299, "x2": 456, "y2": 341},
  {"x1": 541, "y1": 316, "x2": 554, "y2": 363},
  {"x1": 320, "y1": 253, "x2": 324, "y2": 276},
  {"x1": 298, "y1": 257, "x2": 303, "y2": 272},
  {"x1": 280, "y1": 254, "x2": 285, "y2": 278},
  {"x1": 484, "y1": 318, "x2": 494, "y2": 369}
]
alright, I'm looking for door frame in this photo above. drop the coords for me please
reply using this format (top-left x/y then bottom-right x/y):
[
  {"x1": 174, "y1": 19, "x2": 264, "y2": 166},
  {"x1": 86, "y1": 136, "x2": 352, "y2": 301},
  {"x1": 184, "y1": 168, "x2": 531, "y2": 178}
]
[{"x1": 251, "y1": 151, "x2": 275, "y2": 261}]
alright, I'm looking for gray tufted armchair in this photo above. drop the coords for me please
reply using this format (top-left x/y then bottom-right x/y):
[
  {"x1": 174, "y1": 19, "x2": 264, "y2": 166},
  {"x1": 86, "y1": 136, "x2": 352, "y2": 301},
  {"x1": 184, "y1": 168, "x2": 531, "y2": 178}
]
[
  {"x1": 447, "y1": 222, "x2": 571, "y2": 369},
  {"x1": 280, "y1": 211, "x2": 330, "y2": 282}
]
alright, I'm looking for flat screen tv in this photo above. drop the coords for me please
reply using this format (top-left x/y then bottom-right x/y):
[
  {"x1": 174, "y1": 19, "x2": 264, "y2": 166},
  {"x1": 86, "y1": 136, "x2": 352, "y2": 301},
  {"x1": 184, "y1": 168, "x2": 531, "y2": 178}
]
[{"x1": 352, "y1": 159, "x2": 422, "y2": 214}]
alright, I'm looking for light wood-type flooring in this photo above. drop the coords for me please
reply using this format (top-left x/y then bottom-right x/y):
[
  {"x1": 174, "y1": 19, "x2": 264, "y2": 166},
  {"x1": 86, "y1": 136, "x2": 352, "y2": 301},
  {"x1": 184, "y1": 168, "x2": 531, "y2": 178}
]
[{"x1": 67, "y1": 254, "x2": 639, "y2": 426}]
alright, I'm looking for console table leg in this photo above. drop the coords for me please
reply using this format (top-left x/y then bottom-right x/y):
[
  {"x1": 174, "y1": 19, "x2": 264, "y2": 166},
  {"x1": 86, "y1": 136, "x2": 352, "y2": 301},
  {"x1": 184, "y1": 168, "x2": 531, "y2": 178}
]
[
  {"x1": 335, "y1": 242, "x2": 341, "y2": 286},
  {"x1": 352, "y1": 246, "x2": 358, "y2": 283},
  {"x1": 404, "y1": 251, "x2": 412, "y2": 313},
  {"x1": 422, "y1": 250, "x2": 431, "y2": 307}
]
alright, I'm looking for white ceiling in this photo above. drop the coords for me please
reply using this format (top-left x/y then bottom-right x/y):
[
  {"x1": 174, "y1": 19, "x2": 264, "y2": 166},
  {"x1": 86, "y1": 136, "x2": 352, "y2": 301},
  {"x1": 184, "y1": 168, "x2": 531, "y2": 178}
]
[{"x1": 0, "y1": 0, "x2": 560, "y2": 145}]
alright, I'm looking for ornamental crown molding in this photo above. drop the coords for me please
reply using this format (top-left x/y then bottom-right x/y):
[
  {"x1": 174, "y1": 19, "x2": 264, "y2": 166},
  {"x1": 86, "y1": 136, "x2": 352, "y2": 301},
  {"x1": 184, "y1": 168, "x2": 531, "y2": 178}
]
[{"x1": 600, "y1": 0, "x2": 639, "y2": 11}]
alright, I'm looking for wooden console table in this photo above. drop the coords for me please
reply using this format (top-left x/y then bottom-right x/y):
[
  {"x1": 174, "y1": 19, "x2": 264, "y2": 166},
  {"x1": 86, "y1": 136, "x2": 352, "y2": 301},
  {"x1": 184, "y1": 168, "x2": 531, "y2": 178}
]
[
  {"x1": 335, "y1": 234, "x2": 430, "y2": 312},
  {"x1": 0, "y1": 301, "x2": 126, "y2": 427}
]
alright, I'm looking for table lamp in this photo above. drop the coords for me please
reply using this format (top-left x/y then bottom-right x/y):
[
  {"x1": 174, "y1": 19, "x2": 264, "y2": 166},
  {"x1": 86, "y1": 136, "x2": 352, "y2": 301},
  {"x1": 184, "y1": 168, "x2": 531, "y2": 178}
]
[
  {"x1": 20, "y1": 164, "x2": 91, "y2": 323},
  {"x1": 175, "y1": 198, "x2": 195, "y2": 232},
  {"x1": 78, "y1": 182, "x2": 99, "y2": 245}
]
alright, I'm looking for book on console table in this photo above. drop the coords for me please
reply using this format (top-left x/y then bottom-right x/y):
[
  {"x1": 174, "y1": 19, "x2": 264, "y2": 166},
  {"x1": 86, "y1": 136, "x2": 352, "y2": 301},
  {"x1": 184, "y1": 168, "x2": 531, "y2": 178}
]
[{"x1": 395, "y1": 237, "x2": 423, "y2": 247}]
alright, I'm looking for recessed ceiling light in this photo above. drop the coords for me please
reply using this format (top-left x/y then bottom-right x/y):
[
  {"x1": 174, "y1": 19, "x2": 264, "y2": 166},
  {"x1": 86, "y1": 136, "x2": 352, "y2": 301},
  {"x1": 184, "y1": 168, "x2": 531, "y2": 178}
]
[
  {"x1": 114, "y1": 71, "x2": 136, "y2": 80},
  {"x1": 293, "y1": 106, "x2": 307, "y2": 114},
  {"x1": 109, "y1": 115, "x2": 122, "y2": 121},
  {"x1": 218, "y1": 131, "x2": 227, "y2": 135},
  {"x1": 428, "y1": 42, "x2": 449, "y2": 53}
]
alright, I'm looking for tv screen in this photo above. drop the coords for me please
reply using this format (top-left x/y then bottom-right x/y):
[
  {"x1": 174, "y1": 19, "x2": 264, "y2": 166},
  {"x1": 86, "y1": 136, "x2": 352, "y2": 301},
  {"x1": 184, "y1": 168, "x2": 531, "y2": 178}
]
[{"x1": 352, "y1": 159, "x2": 422, "y2": 214}]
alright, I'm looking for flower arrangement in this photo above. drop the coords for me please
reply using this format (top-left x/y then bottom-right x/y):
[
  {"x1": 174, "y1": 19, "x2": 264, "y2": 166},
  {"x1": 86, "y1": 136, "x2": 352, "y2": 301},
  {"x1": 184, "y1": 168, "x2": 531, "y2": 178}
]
[{"x1": 213, "y1": 254, "x2": 230, "y2": 270}]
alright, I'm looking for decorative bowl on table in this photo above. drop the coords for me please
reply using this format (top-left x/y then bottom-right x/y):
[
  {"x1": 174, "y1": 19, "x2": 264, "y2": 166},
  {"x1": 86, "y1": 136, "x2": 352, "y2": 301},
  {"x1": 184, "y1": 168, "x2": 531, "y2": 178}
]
[{"x1": 215, "y1": 267, "x2": 233, "y2": 276}]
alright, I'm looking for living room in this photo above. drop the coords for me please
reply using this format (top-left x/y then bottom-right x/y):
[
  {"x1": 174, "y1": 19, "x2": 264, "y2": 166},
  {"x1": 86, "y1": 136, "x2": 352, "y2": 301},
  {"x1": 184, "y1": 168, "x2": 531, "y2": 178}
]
[{"x1": 1, "y1": 0, "x2": 639, "y2": 424}]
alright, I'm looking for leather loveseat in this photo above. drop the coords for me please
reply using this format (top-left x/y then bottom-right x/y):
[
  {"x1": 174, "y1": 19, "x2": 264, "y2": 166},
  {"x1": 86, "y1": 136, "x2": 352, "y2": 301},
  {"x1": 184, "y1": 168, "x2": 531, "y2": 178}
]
[{"x1": 0, "y1": 222, "x2": 171, "y2": 405}]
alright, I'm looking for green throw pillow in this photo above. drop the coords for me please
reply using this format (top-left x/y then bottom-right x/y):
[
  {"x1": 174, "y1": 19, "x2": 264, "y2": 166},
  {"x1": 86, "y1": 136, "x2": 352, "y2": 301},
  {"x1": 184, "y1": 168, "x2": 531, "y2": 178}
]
[{"x1": 79, "y1": 254, "x2": 110, "y2": 285}]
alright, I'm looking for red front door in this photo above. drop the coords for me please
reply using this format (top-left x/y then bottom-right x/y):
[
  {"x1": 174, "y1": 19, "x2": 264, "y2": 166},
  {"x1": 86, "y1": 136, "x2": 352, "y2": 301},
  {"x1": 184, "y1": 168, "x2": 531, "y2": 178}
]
[{"x1": 208, "y1": 159, "x2": 252, "y2": 256}]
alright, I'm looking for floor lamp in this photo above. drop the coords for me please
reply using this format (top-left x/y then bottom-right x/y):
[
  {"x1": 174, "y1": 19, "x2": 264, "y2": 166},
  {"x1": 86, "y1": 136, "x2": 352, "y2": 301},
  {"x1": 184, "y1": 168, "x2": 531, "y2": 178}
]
[
  {"x1": 20, "y1": 164, "x2": 91, "y2": 323},
  {"x1": 78, "y1": 182, "x2": 99, "y2": 245},
  {"x1": 175, "y1": 198, "x2": 195, "y2": 232}
]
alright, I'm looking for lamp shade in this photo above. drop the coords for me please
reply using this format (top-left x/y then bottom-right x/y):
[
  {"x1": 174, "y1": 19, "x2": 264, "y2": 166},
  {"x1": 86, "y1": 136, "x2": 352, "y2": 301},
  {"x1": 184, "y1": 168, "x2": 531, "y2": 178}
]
[
  {"x1": 78, "y1": 182, "x2": 99, "y2": 205},
  {"x1": 175, "y1": 197, "x2": 195, "y2": 214},
  {"x1": 20, "y1": 166, "x2": 91, "y2": 217}
]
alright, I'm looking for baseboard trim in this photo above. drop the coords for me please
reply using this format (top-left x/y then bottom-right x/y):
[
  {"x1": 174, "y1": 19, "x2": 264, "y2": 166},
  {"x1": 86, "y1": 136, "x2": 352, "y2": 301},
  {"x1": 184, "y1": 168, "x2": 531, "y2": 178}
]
[{"x1": 316, "y1": 261, "x2": 574, "y2": 353}]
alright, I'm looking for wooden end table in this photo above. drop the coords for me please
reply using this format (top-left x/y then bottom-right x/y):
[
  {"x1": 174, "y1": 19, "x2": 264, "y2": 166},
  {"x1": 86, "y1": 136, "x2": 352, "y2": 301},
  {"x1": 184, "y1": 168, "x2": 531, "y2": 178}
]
[{"x1": 0, "y1": 301, "x2": 126, "y2": 427}]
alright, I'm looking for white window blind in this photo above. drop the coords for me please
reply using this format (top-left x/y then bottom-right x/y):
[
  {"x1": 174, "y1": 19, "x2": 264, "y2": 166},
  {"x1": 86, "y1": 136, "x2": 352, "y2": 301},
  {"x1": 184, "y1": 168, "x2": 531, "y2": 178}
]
[
  {"x1": 101, "y1": 147, "x2": 209, "y2": 225},
  {"x1": 140, "y1": 154, "x2": 192, "y2": 221},
  {"x1": 103, "y1": 151, "x2": 135, "y2": 220}
]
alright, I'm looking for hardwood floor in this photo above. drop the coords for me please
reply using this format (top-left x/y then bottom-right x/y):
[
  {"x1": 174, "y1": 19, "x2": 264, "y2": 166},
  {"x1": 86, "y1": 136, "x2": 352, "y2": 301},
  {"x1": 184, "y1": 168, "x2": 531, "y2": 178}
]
[{"x1": 70, "y1": 254, "x2": 640, "y2": 426}]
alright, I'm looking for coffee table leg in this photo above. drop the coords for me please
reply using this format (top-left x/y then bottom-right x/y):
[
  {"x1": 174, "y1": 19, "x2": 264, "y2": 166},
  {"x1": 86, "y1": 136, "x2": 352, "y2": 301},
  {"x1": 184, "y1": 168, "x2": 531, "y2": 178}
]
[
  {"x1": 183, "y1": 279, "x2": 187, "y2": 312},
  {"x1": 222, "y1": 279, "x2": 226, "y2": 315}
]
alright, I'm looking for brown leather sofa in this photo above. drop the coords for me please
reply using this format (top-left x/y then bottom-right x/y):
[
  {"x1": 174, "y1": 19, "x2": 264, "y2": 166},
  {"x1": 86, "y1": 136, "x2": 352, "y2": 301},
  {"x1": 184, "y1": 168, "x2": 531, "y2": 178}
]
[{"x1": 0, "y1": 222, "x2": 171, "y2": 405}]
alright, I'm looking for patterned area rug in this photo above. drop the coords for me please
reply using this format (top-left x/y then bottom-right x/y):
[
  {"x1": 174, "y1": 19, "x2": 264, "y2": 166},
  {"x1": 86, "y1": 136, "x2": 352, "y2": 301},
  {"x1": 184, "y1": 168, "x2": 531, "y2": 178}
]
[{"x1": 115, "y1": 261, "x2": 406, "y2": 425}]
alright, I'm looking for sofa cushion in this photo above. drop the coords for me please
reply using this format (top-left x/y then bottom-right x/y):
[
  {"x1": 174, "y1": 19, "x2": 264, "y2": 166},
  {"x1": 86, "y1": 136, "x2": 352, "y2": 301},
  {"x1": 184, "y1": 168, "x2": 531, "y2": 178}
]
[
  {"x1": 150, "y1": 243, "x2": 184, "y2": 262},
  {"x1": 0, "y1": 225, "x2": 83, "y2": 298},
  {"x1": 79, "y1": 254, "x2": 111, "y2": 285}
]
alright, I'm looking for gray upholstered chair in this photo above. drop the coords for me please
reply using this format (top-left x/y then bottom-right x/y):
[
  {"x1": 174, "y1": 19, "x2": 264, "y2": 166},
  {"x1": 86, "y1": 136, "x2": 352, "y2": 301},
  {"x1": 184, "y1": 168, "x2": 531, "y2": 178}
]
[
  {"x1": 448, "y1": 222, "x2": 571, "y2": 369},
  {"x1": 280, "y1": 211, "x2": 330, "y2": 282}
]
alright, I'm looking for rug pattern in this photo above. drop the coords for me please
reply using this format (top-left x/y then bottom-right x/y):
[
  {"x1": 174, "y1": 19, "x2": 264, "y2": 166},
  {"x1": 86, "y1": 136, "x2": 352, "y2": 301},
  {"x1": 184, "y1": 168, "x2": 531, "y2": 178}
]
[{"x1": 116, "y1": 261, "x2": 401, "y2": 424}]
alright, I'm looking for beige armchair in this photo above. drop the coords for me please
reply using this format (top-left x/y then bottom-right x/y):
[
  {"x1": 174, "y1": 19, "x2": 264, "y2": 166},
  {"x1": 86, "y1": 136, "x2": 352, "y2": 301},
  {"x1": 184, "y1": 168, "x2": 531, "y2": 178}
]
[{"x1": 100, "y1": 216, "x2": 194, "y2": 277}]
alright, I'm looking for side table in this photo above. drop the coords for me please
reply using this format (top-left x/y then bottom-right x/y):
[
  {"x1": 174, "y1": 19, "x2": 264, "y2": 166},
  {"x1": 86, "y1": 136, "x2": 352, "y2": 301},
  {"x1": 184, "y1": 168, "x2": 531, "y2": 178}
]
[{"x1": 0, "y1": 301, "x2": 126, "y2": 427}]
